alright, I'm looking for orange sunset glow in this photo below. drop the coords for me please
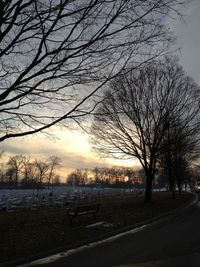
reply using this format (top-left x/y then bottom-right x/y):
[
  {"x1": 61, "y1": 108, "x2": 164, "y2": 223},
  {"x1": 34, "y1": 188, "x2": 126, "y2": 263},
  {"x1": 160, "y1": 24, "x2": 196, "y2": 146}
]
[{"x1": 1, "y1": 128, "x2": 140, "y2": 181}]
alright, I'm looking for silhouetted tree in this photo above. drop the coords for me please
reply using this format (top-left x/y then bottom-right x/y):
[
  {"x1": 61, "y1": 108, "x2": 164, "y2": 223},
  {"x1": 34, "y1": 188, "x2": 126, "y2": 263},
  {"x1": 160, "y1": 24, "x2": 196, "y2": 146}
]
[
  {"x1": 52, "y1": 174, "x2": 61, "y2": 185},
  {"x1": 6, "y1": 155, "x2": 24, "y2": 185},
  {"x1": 158, "y1": 120, "x2": 200, "y2": 197},
  {"x1": 67, "y1": 169, "x2": 82, "y2": 186},
  {"x1": 22, "y1": 155, "x2": 31, "y2": 184},
  {"x1": 91, "y1": 57, "x2": 200, "y2": 202},
  {"x1": 0, "y1": 0, "x2": 185, "y2": 142},
  {"x1": 47, "y1": 156, "x2": 62, "y2": 188},
  {"x1": 35, "y1": 159, "x2": 49, "y2": 186}
]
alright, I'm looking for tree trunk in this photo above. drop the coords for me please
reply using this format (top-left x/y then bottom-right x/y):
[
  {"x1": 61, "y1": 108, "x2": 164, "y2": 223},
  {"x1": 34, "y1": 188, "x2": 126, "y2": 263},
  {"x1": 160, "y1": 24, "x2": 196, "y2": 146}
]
[
  {"x1": 169, "y1": 175, "x2": 176, "y2": 199},
  {"x1": 144, "y1": 173, "x2": 153, "y2": 203},
  {"x1": 15, "y1": 172, "x2": 18, "y2": 187},
  {"x1": 167, "y1": 164, "x2": 176, "y2": 199},
  {"x1": 177, "y1": 177, "x2": 182, "y2": 195}
]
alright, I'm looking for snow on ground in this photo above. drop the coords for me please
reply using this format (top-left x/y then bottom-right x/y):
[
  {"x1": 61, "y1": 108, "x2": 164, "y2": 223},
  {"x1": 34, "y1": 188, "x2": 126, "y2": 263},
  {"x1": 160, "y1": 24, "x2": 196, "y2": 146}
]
[
  {"x1": 0, "y1": 185, "x2": 190, "y2": 211},
  {"x1": 0, "y1": 186, "x2": 144, "y2": 211}
]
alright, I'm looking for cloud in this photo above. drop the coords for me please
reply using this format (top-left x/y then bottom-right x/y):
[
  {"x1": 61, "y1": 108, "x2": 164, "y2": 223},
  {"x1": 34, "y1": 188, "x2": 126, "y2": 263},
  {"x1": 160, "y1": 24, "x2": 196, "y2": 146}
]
[
  {"x1": 0, "y1": 130, "x2": 117, "y2": 179},
  {"x1": 1, "y1": 128, "x2": 139, "y2": 181},
  {"x1": 1, "y1": 137, "x2": 63, "y2": 157}
]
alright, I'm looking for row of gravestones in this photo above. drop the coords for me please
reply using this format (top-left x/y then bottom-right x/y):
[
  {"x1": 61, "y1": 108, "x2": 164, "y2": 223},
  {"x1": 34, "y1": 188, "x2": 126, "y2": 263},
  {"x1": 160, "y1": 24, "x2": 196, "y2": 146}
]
[
  {"x1": 0, "y1": 192, "x2": 96, "y2": 211},
  {"x1": 0, "y1": 188, "x2": 142, "y2": 212}
]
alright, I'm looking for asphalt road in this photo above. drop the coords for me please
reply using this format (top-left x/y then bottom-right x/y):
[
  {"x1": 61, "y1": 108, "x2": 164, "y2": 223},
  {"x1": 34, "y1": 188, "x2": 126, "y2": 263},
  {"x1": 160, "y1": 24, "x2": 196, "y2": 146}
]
[{"x1": 21, "y1": 195, "x2": 200, "y2": 267}]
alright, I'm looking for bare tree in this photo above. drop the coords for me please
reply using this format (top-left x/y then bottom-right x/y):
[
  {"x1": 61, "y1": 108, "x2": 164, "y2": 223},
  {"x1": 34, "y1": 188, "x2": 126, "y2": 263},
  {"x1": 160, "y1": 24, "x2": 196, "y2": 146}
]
[
  {"x1": 5, "y1": 167, "x2": 15, "y2": 187},
  {"x1": 80, "y1": 168, "x2": 89, "y2": 185},
  {"x1": 67, "y1": 169, "x2": 82, "y2": 186},
  {"x1": 52, "y1": 174, "x2": 61, "y2": 185},
  {"x1": 190, "y1": 165, "x2": 200, "y2": 187},
  {"x1": 6, "y1": 154, "x2": 25, "y2": 185},
  {"x1": 22, "y1": 155, "x2": 31, "y2": 183},
  {"x1": 91, "y1": 57, "x2": 200, "y2": 203},
  {"x1": 158, "y1": 120, "x2": 200, "y2": 197},
  {"x1": 47, "y1": 156, "x2": 62, "y2": 188},
  {"x1": 35, "y1": 159, "x2": 49, "y2": 185},
  {"x1": 0, "y1": 0, "x2": 185, "y2": 142},
  {"x1": 25, "y1": 161, "x2": 38, "y2": 181},
  {"x1": 92, "y1": 167, "x2": 102, "y2": 183}
]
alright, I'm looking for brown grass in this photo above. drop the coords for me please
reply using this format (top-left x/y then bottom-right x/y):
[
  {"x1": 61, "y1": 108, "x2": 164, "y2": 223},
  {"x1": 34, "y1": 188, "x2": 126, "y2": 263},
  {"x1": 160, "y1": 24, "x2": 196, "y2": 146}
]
[{"x1": 0, "y1": 192, "x2": 193, "y2": 264}]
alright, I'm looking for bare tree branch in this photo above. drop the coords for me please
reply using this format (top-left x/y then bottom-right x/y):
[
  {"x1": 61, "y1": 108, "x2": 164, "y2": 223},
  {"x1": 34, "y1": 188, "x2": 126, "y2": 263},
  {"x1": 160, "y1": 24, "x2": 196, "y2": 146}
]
[
  {"x1": 90, "y1": 56, "x2": 200, "y2": 202},
  {"x1": 0, "y1": 0, "x2": 186, "y2": 141}
]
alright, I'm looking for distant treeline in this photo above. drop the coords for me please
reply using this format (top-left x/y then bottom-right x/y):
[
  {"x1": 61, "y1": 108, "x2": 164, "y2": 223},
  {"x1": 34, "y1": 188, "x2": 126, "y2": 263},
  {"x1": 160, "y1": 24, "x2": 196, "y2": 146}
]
[
  {"x1": 0, "y1": 153, "x2": 61, "y2": 189},
  {"x1": 0, "y1": 153, "x2": 198, "y2": 190},
  {"x1": 66, "y1": 167, "x2": 161, "y2": 188}
]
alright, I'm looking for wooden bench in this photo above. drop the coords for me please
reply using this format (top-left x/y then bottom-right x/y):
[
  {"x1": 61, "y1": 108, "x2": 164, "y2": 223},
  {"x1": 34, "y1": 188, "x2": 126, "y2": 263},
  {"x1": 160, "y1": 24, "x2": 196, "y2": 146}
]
[{"x1": 67, "y1": 203, "x2": 100, "y2": 225}]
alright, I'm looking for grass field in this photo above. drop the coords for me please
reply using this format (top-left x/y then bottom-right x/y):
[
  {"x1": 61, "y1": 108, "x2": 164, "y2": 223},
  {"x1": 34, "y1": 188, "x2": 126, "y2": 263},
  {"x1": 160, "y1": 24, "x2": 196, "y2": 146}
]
[{"x1": 0, "y1": 191, "x2": 193, "y2": 265}]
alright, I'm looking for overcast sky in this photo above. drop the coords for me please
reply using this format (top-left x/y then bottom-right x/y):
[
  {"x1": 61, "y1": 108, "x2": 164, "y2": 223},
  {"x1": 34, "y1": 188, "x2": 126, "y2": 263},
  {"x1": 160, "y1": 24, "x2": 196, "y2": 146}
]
[
  {"x1": 169, "y1": 0, "x2": 200, "y2": 83},
  {"x1": 1, "y1": 0, "x2": 200, "y2": 180}
]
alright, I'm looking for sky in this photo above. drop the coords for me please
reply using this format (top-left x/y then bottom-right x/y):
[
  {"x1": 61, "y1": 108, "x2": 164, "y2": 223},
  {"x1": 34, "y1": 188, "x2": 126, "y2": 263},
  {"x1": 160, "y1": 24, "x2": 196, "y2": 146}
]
[
  {"x1": 1, "y1": 0, "x2": 200, "y2": 181},
  {"x1": 0, "y1": 129, "x2": 136, "y2": 180},
  {"x1": 169, "y1": 0, "x2": 200, "y2": 84}
]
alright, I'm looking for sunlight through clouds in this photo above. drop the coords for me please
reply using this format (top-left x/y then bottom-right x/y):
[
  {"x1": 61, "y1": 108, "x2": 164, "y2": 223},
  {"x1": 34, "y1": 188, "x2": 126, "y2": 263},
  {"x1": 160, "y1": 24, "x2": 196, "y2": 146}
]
[{"x1": 0, "y1": 128, "x2": 139, "y2": 181}]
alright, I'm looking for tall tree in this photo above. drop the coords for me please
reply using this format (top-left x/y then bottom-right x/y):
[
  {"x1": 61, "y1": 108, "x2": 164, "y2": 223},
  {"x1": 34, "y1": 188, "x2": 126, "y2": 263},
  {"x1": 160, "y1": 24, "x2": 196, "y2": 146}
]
[
  {"x1": 22, "y1": 155, "x2": 31, "y2": 183},
  {"x1": 35, "y1": 159, "x2": 49, "y2": 185},
  {"x1": 47, "y1": 156, "x2": 62, "y2": 188},
  {"x1": 158, "y1": 120, "x2": 200, "y2": 197},
  {"x1": 6, "y1": 154, "x2": 24, "y2": 185},
  {"x1": 0, "y1": 0, "x2": 185, "y2": 141},
  {"x1": 91, "y1": 57, "x2": 200, "y2": 203}
]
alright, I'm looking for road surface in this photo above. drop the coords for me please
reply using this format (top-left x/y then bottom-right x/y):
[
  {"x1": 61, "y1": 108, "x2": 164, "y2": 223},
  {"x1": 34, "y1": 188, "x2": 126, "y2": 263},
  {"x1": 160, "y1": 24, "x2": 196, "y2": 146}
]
[{"x1": 20, "y1": 196, "x2": 200, "y2": 267}]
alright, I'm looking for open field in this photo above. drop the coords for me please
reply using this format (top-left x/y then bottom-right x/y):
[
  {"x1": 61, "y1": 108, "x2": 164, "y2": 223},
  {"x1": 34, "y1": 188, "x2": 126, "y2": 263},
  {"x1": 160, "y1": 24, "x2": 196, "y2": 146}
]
[{"x1": 0, "y1": 191, "x2": 193, "y2": 265}]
